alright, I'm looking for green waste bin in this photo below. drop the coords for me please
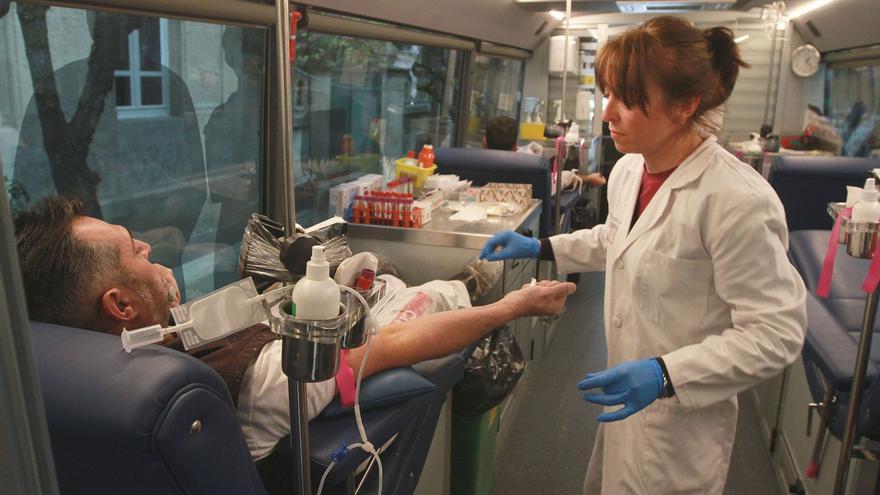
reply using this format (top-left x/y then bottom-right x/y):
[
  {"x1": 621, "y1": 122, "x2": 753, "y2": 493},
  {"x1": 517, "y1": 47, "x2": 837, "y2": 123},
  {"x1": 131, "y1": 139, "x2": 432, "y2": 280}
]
[{"x1": 451, "y1": 405, "x2": 499, "y2": 495}]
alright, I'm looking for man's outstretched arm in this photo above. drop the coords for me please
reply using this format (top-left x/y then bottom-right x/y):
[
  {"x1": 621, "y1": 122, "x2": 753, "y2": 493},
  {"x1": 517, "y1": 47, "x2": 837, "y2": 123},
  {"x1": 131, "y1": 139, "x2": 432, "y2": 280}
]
[{"x1": 347, "y1": 280, "x2": 577, "y2": 377}]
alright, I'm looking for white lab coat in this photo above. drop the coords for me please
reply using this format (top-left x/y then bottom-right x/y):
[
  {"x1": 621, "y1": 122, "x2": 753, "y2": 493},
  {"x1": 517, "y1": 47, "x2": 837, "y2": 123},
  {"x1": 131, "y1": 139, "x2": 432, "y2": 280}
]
[{"x1": 549, "y1": 136, "x2": 806, "y2": 494}]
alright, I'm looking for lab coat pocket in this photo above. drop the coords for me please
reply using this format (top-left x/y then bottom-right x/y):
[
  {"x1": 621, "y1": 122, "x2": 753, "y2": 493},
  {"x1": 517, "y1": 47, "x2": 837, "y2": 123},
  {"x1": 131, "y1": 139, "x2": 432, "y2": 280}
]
[
  {"x1": 638, "y1": 400, "x2": 733, "y2": 494},
  {"x1": 636, "y1": 250, "x2": 712, "y2": 333}
]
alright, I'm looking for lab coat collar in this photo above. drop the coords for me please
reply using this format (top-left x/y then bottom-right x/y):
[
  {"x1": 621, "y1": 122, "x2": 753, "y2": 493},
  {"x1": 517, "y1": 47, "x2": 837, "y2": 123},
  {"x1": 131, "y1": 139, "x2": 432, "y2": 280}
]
[
  {"x1": 613, "y1": 136, "x2": 717, "y2": 261},
  {"x1": 661, "y1": 135, "x2": 718, "y2": 191},
  {"x1": 619, "y1": 135, "x2": 717, "y2": 190}
]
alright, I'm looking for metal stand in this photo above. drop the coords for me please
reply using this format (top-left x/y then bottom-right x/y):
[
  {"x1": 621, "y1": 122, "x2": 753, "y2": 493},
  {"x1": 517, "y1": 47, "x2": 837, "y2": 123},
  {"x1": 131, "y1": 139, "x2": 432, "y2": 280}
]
[
  {"x1": 264, "y1": 283, "x2": 383, "y2": 495},
  {"x1": 552, "y1": 120, "x2": 573, "y2": 236},
  {"x1": 554, "y1": 138, "x2": 566, "y2": 235},
  {"x1": 829, "y1": 202, "x2": 880, "y2": 495},
  {"x1": 285, "y1": 366, "x2": 313, "y2": 495},
  {"x1": 833, "y1": 288, "x2": 879, "y2": 495}
]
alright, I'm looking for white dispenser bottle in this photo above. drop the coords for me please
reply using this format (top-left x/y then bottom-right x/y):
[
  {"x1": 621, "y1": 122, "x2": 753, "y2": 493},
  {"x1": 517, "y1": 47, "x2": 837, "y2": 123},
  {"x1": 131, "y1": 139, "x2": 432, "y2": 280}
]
[
  {"x1": 851, "y1": 178, "x2": 880, "y2": 223},
  {"x1": 291, "y1": 245, "x2": 341, "y2": 320}
]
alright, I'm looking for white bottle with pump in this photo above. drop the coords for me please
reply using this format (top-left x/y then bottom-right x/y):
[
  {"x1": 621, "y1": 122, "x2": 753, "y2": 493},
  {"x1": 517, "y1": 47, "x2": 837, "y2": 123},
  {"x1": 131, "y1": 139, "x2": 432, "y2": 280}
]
[
  {"x1": 291, "y1": 245, "x2": 341, "y2": 320},
  {"x1": 851, "y1": 178, "x2": 880, "y2": 223}
]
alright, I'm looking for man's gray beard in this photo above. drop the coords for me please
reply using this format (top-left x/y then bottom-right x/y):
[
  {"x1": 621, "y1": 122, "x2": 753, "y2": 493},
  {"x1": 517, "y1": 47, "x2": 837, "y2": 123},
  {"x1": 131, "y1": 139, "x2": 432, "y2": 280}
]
[{"x1": 126, "y1": 276, "x2": 171, "y2": 327}]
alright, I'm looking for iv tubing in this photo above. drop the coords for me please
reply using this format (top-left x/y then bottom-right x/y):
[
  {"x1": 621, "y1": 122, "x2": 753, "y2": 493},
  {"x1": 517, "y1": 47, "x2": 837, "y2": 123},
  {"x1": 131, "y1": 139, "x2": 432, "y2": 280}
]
[{"x1": 316, "y1": 285, "x2": 396, "y2": 495}]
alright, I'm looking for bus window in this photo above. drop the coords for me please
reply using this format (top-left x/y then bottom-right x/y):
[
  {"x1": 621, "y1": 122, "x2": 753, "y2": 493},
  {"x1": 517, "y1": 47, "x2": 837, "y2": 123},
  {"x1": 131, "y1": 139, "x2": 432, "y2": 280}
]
[
  {"x1": 827, "y1": 64, "x2": 879, "y2": 157},
  {"x1": 291, "y1": 29, "x2": 463, "y2": 227},
  {"x1": 465, "y1": 55, "x2": 524, "y2": 148},
  {"x1": 1, "y1": 4, "x2": 265, "y2": 301}
]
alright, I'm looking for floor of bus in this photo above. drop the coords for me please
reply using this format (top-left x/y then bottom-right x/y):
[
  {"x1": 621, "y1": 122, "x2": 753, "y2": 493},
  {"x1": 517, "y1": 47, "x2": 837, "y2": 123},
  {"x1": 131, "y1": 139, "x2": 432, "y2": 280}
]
[{"x1": 490, "y1": 270, "x2": 779, "y2": 495}]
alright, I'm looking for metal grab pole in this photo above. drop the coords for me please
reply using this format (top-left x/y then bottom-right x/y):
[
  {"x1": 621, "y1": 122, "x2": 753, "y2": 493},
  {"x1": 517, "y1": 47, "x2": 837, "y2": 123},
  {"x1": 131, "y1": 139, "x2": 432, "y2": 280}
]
[
  {"x1": 555, "y1": 0, "x2": 572, "y2": 236},
  {"x1": 555, "y1": 145, "x2": 565, "y2": 235},
  {"x1": 276, "y1": 0, "x2": 309, "y2": 490},
  {"x1": 288, "y1": 375, "x2": 312, "y2": 495},
  {"x1": 833, "y1": 287, "x2": 880, "y2": 495}
]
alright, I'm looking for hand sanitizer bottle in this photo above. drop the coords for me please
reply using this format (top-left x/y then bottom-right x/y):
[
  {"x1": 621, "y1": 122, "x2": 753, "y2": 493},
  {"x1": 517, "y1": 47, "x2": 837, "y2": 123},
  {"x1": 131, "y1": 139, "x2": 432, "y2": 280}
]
[
  {"x1": 291, "y1": 245, "x2": 341, "y2": 320},
  {"x1": 851, "y1": 178, "x2": 880, "y2": 223}
]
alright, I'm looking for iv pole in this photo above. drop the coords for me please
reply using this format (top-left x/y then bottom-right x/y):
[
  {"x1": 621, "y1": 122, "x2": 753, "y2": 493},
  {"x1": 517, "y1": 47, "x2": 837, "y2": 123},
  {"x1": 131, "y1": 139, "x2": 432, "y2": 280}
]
[
  {"x1": 275, "y1": 1, "x2": 311, "y2": 494},
  {"x1": 554, "y1": 0, "x2": 573, "y2": 235}
]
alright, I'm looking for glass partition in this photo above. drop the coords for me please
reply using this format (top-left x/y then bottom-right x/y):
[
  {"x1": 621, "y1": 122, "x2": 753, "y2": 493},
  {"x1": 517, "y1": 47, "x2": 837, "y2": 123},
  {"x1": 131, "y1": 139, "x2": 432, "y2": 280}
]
[
  {"x1": 826, "y1": 64, "x2": 880, "y2": 157},
  {"x1": 291, "y1": 29, "x2": 463, "y2": 227},
  {"x1": 1, "y1": 4, "x2": 265, "y2": 300},
  {"x1": 464, "y1": 54, "x2": 524, "y2": 148}
]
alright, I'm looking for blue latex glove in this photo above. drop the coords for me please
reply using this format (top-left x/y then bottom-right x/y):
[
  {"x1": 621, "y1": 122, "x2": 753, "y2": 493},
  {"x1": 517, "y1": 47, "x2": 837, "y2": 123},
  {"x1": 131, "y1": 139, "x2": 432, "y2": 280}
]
[
  {"x1": 577, "y1": 358, "x2": 664, "y2": 422},
  {"x1": 479, "y1": 230, "x2": 540, "y2": 261}
]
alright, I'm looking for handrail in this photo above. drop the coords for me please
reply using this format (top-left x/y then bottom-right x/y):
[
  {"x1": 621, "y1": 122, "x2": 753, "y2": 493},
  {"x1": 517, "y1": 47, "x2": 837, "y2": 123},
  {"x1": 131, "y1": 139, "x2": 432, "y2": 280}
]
[{"x1": 19, "y1": 0, "x2": 275, "y2": 26}]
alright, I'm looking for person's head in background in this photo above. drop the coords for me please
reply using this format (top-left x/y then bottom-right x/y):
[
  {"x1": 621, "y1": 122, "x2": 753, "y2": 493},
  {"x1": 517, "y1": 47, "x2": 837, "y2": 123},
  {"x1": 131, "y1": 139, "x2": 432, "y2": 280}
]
[
  {"x1": 483, "y1": 115, "x2": 518, "y2": 151},
  {"x1": 596, "y1": 16, "x2": 749, "y2": 168},
  {"x1": 14, "y1": 196, "x2": 180, "y2": 335}
]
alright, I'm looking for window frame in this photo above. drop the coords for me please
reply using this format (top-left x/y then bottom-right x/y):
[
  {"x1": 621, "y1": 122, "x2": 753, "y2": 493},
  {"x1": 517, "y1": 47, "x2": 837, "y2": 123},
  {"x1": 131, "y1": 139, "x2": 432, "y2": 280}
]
[{"x1": 114, "y1": 18, "x2": 170, "y2": 119}]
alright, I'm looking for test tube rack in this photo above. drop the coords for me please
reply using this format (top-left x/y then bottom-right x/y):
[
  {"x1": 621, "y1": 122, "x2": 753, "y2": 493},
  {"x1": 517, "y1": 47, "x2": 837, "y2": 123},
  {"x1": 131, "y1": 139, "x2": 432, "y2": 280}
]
[{"x1": 351, "y1": 189, "x2": 424, "y2": 228}]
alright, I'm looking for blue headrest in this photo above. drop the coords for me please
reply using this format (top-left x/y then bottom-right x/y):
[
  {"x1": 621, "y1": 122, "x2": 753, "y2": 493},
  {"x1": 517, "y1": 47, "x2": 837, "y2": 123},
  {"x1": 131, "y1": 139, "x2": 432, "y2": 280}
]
[{"x1": 30, "y1": 322, "x2": 266, "y2": 495}]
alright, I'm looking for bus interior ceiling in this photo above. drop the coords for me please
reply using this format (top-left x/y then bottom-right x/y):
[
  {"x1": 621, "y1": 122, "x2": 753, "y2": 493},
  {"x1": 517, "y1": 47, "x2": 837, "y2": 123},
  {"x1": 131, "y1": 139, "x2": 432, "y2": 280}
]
[{"x1": 2, "y1": 1, "x2": 880, "y2": 494}]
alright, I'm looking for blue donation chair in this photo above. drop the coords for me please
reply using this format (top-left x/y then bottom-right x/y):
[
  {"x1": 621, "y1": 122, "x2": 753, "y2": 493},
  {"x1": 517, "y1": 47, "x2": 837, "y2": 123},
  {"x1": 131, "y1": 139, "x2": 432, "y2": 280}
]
[
  {"x1": 769, "y1": 155, "x2": 880, "y2": 440},
  {"x1": 30, "y1": 321, "x2": 468, "y2": 494}
]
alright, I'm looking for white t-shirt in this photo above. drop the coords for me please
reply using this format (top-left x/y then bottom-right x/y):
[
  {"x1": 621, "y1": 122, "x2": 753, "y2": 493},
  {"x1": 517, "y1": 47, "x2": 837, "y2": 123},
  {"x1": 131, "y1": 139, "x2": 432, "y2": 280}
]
[{"x1": 236, "y1": 276, "x2": 471, "y2": 460}]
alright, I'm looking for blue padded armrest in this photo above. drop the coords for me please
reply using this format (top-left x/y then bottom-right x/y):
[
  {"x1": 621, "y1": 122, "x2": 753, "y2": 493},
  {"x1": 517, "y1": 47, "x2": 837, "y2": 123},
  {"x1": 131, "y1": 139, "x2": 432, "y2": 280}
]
[
  {"x1": 304, "y1": 352, "x2": 466, "y2": 489},
  {"x1": 802, "y1": 293, "x2": 880, "y2": 439},
  {"x1": 30, "y1": 322, "x2": 266, "y2": 495},
  {"x1": 803, "y1": 293, "x2": 879, "y2": 392},
  {"x1": 768, "y1": 156, "x2": 880, "y2": 231},
  {"x1": 320, "y1": 367, "x2": 435, "y2": 418}
]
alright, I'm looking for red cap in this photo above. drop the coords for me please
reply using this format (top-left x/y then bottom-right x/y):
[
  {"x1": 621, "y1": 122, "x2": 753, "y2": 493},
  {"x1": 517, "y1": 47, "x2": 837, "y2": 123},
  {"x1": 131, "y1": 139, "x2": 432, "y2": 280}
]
[{"x1": 355, "y1": 269, "x2": 376, "y2": 291}]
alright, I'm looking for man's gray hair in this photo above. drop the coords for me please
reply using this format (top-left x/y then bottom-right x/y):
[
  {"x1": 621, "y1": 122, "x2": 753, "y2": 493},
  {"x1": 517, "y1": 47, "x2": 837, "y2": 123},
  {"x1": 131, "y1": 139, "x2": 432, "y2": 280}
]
[{"x1": 14, "y1": 197, "x2": 124, "y2": 331}]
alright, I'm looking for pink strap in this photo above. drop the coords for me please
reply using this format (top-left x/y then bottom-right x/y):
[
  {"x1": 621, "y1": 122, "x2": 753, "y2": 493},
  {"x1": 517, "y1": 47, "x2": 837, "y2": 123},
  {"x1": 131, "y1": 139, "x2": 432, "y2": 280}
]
[
  {"x1": 335, "y1": 349, "x2": 356, "y2": 408},
  {"x1": 862, "y1": 236, "x2": 880, "y2": 293},
  {"x1": 817, "y1": 208, "x2": 851, "y2": 298}
]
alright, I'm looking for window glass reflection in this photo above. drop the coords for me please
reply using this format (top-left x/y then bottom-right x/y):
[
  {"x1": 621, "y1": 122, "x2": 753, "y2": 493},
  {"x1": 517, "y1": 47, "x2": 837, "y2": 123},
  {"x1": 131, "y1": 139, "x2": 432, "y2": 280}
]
[
  {"x1": 291, "y1": 29, "x2": 463, "y2": 227},
  {"x1": 1, "y1": 4, "x2": 265, "y2": 300},
  {"x1": 827, "y1": 65, "x2": 880, "y2": 157},
  {"x1": 464, "y1": 55, "x2": 524, "y2": 148},
  {"x1": 139, "y1": 17, "x2": 161, "y2": 71}
]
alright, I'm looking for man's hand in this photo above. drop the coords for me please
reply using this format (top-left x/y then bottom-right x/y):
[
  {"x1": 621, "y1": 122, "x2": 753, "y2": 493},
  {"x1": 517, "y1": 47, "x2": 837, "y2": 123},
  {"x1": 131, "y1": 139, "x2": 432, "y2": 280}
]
[
  {"x1": 577, "y1": 172, "x2": 607, "y2": 187},
  {"x1": 500, "y1": 280, "x2": 576, "y2": 318}
]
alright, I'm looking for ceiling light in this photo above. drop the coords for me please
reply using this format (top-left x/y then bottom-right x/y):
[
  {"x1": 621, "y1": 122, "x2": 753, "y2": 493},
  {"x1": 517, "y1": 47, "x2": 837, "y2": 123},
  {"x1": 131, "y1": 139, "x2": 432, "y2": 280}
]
[
  {"x1": 786, "y1": 0, "x2": 837, "y2": 19},
  {"x1": 549, "y1": 10, "x2": 566, "y2": 20},
  {"x1": 734, "y1": 34, "x2": 750, "y2": 43},
  {"x1": 616, "y1": 1, "x2": 735, "y2": 13}
]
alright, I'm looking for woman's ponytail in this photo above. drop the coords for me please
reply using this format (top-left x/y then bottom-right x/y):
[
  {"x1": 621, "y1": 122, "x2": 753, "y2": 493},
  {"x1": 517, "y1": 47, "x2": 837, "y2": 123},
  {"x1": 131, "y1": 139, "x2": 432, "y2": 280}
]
[{"x1": 703, "y1": 27, "x2": 749, "y2": 98}]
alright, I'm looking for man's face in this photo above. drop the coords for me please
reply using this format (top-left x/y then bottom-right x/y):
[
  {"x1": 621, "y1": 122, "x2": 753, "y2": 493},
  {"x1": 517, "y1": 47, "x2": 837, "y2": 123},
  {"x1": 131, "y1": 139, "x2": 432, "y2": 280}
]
[{"x1": 73, "y1": 216, "x2": 180, "y2": 329}]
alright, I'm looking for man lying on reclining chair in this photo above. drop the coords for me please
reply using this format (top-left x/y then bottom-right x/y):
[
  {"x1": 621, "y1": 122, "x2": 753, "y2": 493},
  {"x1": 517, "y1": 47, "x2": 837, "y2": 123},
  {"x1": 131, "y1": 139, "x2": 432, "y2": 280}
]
[{"x1": 14, "y1": 196, "x2": 576, "y2": 460}]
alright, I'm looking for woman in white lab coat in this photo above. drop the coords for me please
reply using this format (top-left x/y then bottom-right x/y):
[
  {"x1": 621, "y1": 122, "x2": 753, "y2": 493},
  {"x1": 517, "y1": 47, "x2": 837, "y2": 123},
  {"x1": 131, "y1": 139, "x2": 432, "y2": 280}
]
[{"x1": 481, "y1": 16, "x2": 807, "y2": 494}]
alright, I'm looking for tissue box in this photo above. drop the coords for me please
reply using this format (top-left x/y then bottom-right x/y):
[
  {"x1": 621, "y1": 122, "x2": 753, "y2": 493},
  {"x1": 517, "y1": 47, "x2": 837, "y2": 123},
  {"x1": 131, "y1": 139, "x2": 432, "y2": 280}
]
[
  {"x1": 479, "y1": 183, "x2": 532, "y2": 208},
  {"x1": 412, "y1": 199, "x2": 432, "y2": 225},
  {"x1": 329, "y1": 182, "x2": 358, "y2": 217}
]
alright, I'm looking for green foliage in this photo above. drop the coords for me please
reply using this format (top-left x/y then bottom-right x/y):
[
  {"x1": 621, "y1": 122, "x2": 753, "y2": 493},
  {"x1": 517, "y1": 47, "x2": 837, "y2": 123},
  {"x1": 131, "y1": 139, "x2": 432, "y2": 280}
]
[{"x1": 296, "y1": 33, "x2": 389, "y2": 74}]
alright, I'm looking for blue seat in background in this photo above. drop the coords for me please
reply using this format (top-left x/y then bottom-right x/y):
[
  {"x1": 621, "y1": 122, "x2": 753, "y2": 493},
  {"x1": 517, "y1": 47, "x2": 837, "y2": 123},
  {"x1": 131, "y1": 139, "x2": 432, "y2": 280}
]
[
  {"x1": 434, "y1": 147, "x2": 581, "y2": 238},
  {"x1": 769, "y1": 155, "x2": 880, "y2": 440},
  {"x1": 767, "y1": 155, "x2": 880, "y2": 231}
]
